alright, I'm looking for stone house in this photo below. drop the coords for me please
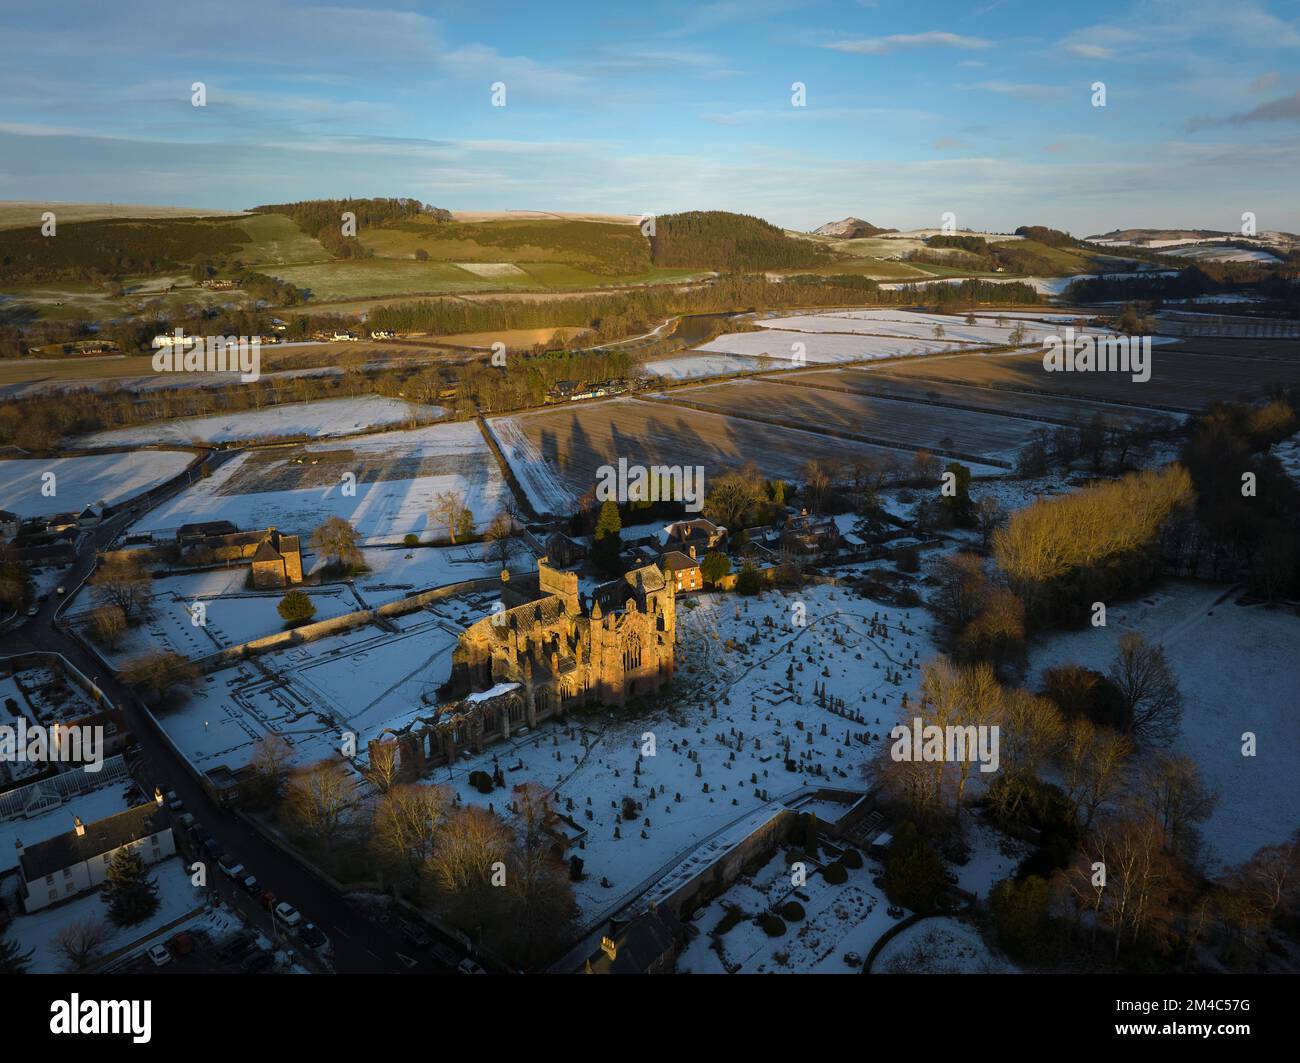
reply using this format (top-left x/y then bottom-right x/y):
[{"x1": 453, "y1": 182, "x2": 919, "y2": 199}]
[{"x1": 249, "y1": 529, "x2": 304, "y2": 589}]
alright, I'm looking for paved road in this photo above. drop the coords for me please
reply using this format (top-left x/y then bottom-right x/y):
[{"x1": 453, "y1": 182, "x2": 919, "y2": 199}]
[{"x1": 2, "y1": 455, "x2": 452, "y2": 975}]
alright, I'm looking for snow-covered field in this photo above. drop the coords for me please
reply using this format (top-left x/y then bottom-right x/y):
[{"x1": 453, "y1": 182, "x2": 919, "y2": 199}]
[
  {"x1": 643, "y1": 351, "x2": 800, "y2": 380},
  {"x1": 0, "y1": 450, "x2": 193, "y2": 518},
  {"x1": 1163, "y1": 244, "x2": 1281, "y2": 264},
  {"x1": 753, "y1": 309, "x2": 1126, "y2": 346},
  {"x1": 690, "y1": 330, "x2": 967, "y2": 366},
  {"x1": 1027, "y1": 581, "x2": 1300, "y2": 869},
  {"x1": 485, "y1": 415, "x2": 577, "y2": 515},
  {"x1": 71, "y1": 397, "x2": 442, "y2": 448},
  {"x1": 128, "y1": 421, "x2": 510, "y2": 544}
]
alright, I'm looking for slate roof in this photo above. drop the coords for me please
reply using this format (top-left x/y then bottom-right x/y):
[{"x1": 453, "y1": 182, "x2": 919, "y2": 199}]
[{"x1": 18, "y1": 802, "x2": 170, "y2": 882}]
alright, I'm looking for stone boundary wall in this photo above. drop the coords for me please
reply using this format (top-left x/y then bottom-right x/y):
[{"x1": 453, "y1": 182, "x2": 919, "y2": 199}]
[{"x1": 192, "y1": 575, "x2": 509, "y2": 672}]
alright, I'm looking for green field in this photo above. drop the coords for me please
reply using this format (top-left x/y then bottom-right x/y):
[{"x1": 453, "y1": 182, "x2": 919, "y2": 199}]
[{"x1": 235, "y1": 212, "x2": 330, "y2": 265}]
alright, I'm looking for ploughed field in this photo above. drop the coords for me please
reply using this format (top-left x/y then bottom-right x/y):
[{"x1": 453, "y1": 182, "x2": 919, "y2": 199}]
[
  {"x1": 785, "y1": 368, "x2": 1181, "y2": 430},
  {"x1": 861, "y1": 342, "x2": 1300, "y2": 411},
  {"x1": 488, "y1": 397, "x2": 932, "y2": 516},
  {"x1": 649, "y1": 377, "x2": 1052, "y2": 465}
]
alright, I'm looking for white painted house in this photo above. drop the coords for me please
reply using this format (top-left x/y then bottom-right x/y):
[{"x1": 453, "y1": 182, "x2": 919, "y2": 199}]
[{"x1": 15, "y1": 795, "x2": 176, "y2": 913}]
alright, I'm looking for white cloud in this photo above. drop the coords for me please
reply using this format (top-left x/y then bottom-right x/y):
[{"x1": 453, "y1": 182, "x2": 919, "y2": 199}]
[{"x1": 825, "y1": 31, "x2": 992, "y2": 55}]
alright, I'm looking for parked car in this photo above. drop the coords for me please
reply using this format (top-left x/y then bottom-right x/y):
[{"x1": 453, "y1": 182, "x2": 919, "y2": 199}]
[
  {"x1": 429, "y1": 943, "x2": 461, "y2": 969},
  {"x1": 55, "y1": 585, "x2": 66, "y2": 596},
  {"x1": 273, "y1": 901, "x2": 302, "y2": 929},
  {"x1": 217, "y1": 933, "x2": 255, "y2": 961},
  {"x1": 167, "y1": 933, "x2": 195, "y2": 957},
  {"x1": 240, "y1": 950, "x2": 275, "y2": 973},
  {"x1": 147, "y1": 944, "x2": 171, "y2": 967},
  {"x1": 201, "y1": 837, "x2": 224, "y2": 861},
  {"x1": 239, "y1": 874, "x2": 260, "y2": 896},
  {"x1": 25, "y1": 605, "x2": 38, "y2": 617},
  {"x1": 398, "y1": 919, "x2": 430, "y2": 948},
  {"x1": 217, "y1": 855, "x2": 245, "y2": 879},
  {"x1": 297, "y1": 922, "x2": 330, "y2": 957},
  {"x1": 165, "y1": 791, "x2": 184, "y2": 811},
  {"x1": 456, "y1": 958, "x2": 487, "y2": 975},
  {"x1": 175, "y1": 812, "x2": 196, "y2": 831},
  {"x1": 258, "y1": 890, "x2": 277, "y2": 911}
]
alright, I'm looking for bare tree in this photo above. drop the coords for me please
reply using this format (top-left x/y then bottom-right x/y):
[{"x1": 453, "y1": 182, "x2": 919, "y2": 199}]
[
  {"x1": 248, "y1": 734, "x2": 294, "y2": 801},
  {"x1": 284, "y1": 759, "x2": 356, "y2": 843},
  {"x1": 90, "y1": 553, "x2": 153, "y2": 621},
  {"x1": 362, "y1": 739, "x2": 400, "y2": 795},
  {"x1": 371, "y1": 783, "x2": 451, "y2": 874},
  {"x1": 1108, "y1": 632, "x2": 1184, "y2": 746},
  {"x1": 431, "y1": 490, "x2": 474, "y2": 544},
  {"x1": 309, "y1": 516, "x2": 363, "y2": 570},
  {"x1": 482, "y1": 510, "x2": 518, "y2": 571},
  {"x1": 975, "y1": 495, "x2": 1005, "y2": 553},
  {"x1": 55, "y1": 917, "x2": 108, "y2": 972}
]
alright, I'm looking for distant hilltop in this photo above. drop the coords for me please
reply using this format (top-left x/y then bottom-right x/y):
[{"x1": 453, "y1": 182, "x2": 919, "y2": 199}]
[
  {"x1": 1088, "y1": 227, "x2": 1298, "y2": 250},
  {"x1": 812, "y1": 217, "x2": 896, "y2": 239}
]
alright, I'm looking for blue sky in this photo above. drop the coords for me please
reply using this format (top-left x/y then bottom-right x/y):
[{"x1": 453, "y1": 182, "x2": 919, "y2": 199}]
[{"x1": 2, "y1": 0, "x2": 1300, "y2": 234}]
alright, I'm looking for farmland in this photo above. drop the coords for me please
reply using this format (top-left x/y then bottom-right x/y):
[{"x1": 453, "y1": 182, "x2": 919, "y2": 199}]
[
  {"x1": 0, "y1": 448, "x2": 194, "y2": 517},
  {"x1": 787, "y1": 367, "x2": 1180, "y2": 430},
  {"x1": 129, "y1": 420, "x2": 510, "y2": 543},
  {"x1": 655, "y1": 377, "x2": 1058, "y2": 465},
  {"x1": 866, "y1": 342, "x2": 1300, "y2": 411},
  {"x1": 488, "y1": 396, "x2": 993, "y2": 516}
]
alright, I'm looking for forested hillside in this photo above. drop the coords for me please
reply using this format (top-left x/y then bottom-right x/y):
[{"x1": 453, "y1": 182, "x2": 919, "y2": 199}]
[
  {"x1": 650, "y1": 211, "x2": 837, "y2": 270},
  {"x1": 0, "y1": 217, "x2": 250, "y2": 285}
]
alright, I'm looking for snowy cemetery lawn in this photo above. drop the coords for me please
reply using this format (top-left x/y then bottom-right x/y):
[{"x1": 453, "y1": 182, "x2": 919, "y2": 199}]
[
  {"x1": 676, "y1": 845, "x2": 897, "y2": 973},
  {"x1": 127, "y1": 421, "x2": 510, "y2": 545},
  {"x1": 0, "y1": 449, "x2": 193, "y2": 518},
  {"x1": 1027, "y1": 581, "x2": 1300, "y2": 869},
  {"x1": 71, "y1": 396, "x2": 443, "y2": 448},
  {"x1": 6, "y1": 857, "x2": 206, "y2": 973},
  {"x1": 424, "y1": 582, "x2": 939, "y2": 925}
]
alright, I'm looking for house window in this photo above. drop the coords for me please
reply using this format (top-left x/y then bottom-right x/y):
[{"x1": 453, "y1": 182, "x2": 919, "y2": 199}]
[
  {"x1": 49, "y1": 890, "x2": 58, "y2": 901},
  {"x1": 63, "y1": 867, "x2": 72, "y2": 878},
  {"x1": 45, "y1": 874, "x2": 54, "y2": 885}
]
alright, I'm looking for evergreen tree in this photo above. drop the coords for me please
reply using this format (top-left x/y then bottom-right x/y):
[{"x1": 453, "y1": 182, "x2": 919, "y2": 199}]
[
  {"x1": 277, "y1": 589, "x2": 316, "y2": 625},
  {"x1": 700, "y1": 551, "x2": 731, "y2": 588},
  {"x1": 101, "y1": 848, "x2": 160, "y2": 927},
  {"x1": 592, "y1": 499, "x2": 623, "y2": 575}
]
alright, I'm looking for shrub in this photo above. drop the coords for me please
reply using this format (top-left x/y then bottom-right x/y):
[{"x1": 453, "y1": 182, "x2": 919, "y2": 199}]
[
  {"x1": 403, "y1": 533, "x2": 420, "y2": 547},
  {"x1": 840, "y1": 848, "x2": 863, "y2": 869},
  {"x1": 277, "y1": 590, "x2": 316, "y2": 626},
  {"x1": 883, "y1": 822, "x2": 946, "y2": 914},
  {"x1": 822, "y1": 861, "x2": 848, "y2": 885},
  {"x1": 780, "y1": 901, "x2": 805, "y2": 922},
  {"x1": 468, "y1": 770, "x2": 494, "y2": 794},
  {"x1": 715, "y1": 907, "x2": 744, "y2": 935},
  {"x1": 757, "y1": 912, "x2": 787, "y2": 937}
]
